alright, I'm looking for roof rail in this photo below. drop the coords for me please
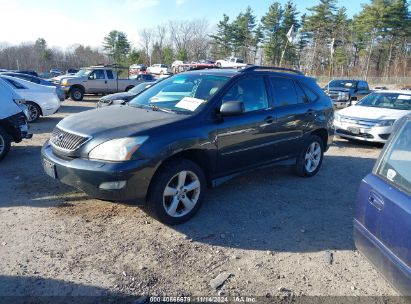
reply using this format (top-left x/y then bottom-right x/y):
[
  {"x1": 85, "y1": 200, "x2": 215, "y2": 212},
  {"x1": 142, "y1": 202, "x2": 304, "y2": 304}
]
[{"x1": 240, "y1": 65, "x2": 304, "y2": 75}]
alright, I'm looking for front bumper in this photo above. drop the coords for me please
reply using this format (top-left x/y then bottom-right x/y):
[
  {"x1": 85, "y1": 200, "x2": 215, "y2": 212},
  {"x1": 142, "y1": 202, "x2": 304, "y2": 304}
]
[
  {"x1": 41, "y1": 143, "x2": 156, "y2": 204},
  {"x1": 334, "y1": 120, "x2": 392, "y2": 143},
  {"x1": 332, "y1": 99, "x2": 351, "y2": 109}
]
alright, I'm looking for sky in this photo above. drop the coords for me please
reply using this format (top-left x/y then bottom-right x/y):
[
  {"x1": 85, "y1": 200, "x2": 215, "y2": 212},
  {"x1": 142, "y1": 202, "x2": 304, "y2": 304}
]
[{"x1": 0, "y1": 0, "x2": 368, "y2": 49}]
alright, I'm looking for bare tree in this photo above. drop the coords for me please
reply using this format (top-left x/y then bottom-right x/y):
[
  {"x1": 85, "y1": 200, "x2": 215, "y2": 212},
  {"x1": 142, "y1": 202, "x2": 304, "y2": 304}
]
[{"x1": 139, "y1": 28, "x2": 153, "y2": 66}]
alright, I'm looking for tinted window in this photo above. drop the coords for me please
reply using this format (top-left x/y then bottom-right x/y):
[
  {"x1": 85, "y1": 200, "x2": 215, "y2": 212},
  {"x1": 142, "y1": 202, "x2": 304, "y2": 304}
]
[
  {"x1": 222, "y1": 77, "x2": 268, "y2": 112},
  {"x1": 377, "y1": 120, "x2": 411, "y2": 194},
  {"x1": 300, "y1": 83, "x2": 318, "y2": 102},
  {"x1": 269, "y1": 77, "x2": 299, "y2": 107},
  {"x1": 142, "y1": 74, "x2": 154, "y2": 80},
  {"x1": 89, "y1": 70, "x2": 105, "y2": 80},
  {"x1": 4, "y1": 78, "x2": 26, "y2": 89},
  {"x1": 358, "y1": 81, "x2": 368, "y2": 90},
  {"x1": 106, "y1": 70, "x2": 114, "y2": 79}
]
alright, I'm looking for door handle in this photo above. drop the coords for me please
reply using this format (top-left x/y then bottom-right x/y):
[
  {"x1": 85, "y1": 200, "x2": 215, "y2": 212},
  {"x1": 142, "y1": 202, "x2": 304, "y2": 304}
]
[
  {"x1": 264, "y1": 116, "x2": 274, "y2": 124},
  {"x1": 368, "y1": 190, "x2": 384, "y2": 211},
  {"x1": 306, "y1": 109, "x2": 316, "y2": 116},
  {"x1": 105, "y1": 80, "x2": 107, "y2": 84}
]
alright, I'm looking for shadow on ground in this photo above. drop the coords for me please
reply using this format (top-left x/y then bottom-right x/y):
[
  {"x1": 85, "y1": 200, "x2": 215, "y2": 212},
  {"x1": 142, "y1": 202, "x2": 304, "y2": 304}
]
[
  {"x1": 0, "y1": 275, "x2": 141, "y2": 303},
  {"x1": 170, "y1": 154, "x2": 377, "y2": 252}
]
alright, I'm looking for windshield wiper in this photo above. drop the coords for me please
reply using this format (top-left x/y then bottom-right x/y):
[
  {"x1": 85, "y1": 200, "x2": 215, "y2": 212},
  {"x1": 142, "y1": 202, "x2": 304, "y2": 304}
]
[{"x1": 147, "y1": 104, "x2": 175, "y2": 114}]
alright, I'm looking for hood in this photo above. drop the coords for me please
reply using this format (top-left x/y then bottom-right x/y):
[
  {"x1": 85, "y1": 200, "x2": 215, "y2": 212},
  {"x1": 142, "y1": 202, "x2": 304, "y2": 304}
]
[
  {"x1": 51, "y1": 74, "x2": 79, "y2": 82},
  {"x1": 57, "y1": 105, "x2": 186, "y2": 139},
  {"x1": 100, "y1": 92, "x2": 136, "y2": 102},
  {"x1": 338, "y1": 105, "x2": 411, "y2": 120}
]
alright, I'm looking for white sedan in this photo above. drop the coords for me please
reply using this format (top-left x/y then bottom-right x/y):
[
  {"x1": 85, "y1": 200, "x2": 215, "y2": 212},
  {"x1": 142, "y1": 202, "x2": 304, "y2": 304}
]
[
  {"x1": 147, "y1": 64, "x2": 169, "y2": 75},
  {"x1": 0, "y1": 75, "x2": 60, "y2": 122},
  {"x1": 334, "y1": 90, "x2": 411, "y2": 143}
]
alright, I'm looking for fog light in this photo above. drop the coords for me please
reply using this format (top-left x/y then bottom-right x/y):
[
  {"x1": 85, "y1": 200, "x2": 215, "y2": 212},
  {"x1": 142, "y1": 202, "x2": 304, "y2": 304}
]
[{"x1": 99, "y1": 181, "x2": 127, "y2": 190}]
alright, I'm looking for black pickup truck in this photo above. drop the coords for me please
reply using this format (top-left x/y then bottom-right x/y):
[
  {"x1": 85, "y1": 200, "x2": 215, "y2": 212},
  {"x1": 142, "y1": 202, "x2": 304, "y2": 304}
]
[{"x1": 323, "y1": 79, "x2": 371, "y2": 108}]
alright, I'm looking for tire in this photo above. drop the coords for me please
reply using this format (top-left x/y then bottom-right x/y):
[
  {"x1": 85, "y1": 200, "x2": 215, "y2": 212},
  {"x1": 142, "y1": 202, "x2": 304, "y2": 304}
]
[
  {"x1": 26, "y1": 102, "x2": 41, "y2": 122},
  {"x1": 216, "y1": 62, "x2": 222, "y2": 68},
  {"x1": 160, "y1": 70, "x2": 164, "y2": 76},
  {"x1": 0, "y1": 127, "x2": 11, "y2": 162},
  {"x1": 294, "y1": 135, "x2": 325, "y2": 177},
  {"x1": 70, "y1": 87, "x2": 84, "y2": 101},
  {"x1": 145, "y1": 159, "x2": 206, "y2": 225},
  {"x1": 125, "y1": 86, "x2": 134, "y2": 92}
]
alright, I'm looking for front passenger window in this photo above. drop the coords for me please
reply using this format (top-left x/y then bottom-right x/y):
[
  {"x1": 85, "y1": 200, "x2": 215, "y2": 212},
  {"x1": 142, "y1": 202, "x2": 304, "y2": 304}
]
[{"x1": 221, "y1": 77, "x2": 268, "y2": 112}]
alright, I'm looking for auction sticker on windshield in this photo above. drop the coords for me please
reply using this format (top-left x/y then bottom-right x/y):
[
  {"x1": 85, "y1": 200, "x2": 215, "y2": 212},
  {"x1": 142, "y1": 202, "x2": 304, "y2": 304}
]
[
  {"x1": 175, "y1": 97, "x2": 205, "y2": 111},
  {"x1": 398, "y1": 95, "x2": 411, "y2": 100}
]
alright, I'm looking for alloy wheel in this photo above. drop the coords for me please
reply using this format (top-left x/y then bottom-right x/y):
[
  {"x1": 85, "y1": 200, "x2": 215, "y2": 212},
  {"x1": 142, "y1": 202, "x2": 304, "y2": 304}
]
[
  {"x1": 163, "y1": 170, "x2": 201, "y2": 218},
  {"x1": 0, "y1": 134, "x2": 4, "y2": 155},
  {"x1": 304, "y1": 141, "x2": 322, "y2": 173},
  {"x1": 27, "y1": 104, "x2": 39, "y2": 122}
]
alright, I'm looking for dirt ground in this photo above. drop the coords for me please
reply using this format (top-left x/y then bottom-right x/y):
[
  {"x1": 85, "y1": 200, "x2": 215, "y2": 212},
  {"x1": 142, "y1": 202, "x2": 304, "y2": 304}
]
[{"x1": 0, "y1": 98, "x2": 398, "y2": 299}]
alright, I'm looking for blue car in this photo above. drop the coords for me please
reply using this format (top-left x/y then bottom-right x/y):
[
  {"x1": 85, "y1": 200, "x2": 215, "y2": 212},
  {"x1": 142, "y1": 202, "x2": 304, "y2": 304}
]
[{"x1": 354, "y1": 114, "x2": 411, "y2": 295}]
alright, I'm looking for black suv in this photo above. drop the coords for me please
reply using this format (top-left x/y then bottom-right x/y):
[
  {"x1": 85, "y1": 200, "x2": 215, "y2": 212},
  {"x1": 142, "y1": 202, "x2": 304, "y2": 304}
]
[{"x1": 42, "y1": 66, "x2": 334, "y2": 224}]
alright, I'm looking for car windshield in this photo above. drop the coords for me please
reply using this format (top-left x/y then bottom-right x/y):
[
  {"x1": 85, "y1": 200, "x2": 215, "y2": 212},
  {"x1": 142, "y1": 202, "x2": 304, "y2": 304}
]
[
  {"x1": 75, "y1": 69, "x2": 92, "y2": 77},
  {"x1": 128, "y1": 74, "x2": 229, "y2": 114},
  {"x1": 328, "y1": 80, "x2": 357, "y2": 88},
  {"x1": 357, "y1": 92, "x2": 411, "y2": 110},
  {"x1": 378, "y1": 120, "x2": 411, "y2": 194}
]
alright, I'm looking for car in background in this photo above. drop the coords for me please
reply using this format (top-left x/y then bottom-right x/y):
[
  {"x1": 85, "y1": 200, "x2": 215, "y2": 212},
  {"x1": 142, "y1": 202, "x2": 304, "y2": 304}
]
[
  {"x1": 41, "y1": 66, "x2": 334, "y2": 224},
  {"x1": 129, "y1": 64, "x2": 147, "y2": 77},
  {"x1": 324, "y1": 79, "x2": 371, "y2": 108},
  {"x1": 0, "y1": 72, "x2": 65, "y2": 101},
  {"x1": 53, "y1": 66, "x2": 146, "y2": 101},
  {"x1": 66, "y1": 68, "x2": 79, "y2": 75},
  {"x1": 96, "y1": 81, "x2": 157, "y2": 108},
  {"x1": 334, "y1": 90, "x2": 411, "y2": 143},
  {"x1": 129, "y1": 74, "x2": 155, "y2": 81},
  {"x1": 215, "y1": 57, "x2": 247, "y2": 68},
  {"x1": 50, "y1": 69, "x2": 63, "y2": 77},
  {"x1": 0, "y1": 78, "x2": 32, "y2": 161},
  {"x1": 0, "y1": 75, "x2": 60, "y2": 122},
  {"x1": 354, "y1": 114, "x2": 411, "y2": 295},
  {"x1": 374, "y1": 86, "x2": 388, "y2": 91},
  {"x1": 13, "y1": 70, "x2": 39, "y2": 77},
  {"x1": 147, "y1": 64, "x2": 169, "y2": 75}
]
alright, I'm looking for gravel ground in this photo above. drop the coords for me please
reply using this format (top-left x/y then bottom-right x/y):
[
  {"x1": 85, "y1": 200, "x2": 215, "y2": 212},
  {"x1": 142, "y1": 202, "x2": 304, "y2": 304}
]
[{"x1": 0, "y1": 98, "x2": 398, "y2": 299}]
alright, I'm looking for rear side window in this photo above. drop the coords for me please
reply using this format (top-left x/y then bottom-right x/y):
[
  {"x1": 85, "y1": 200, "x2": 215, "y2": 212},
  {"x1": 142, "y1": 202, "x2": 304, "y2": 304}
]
[
  {"x1": 377, "y1": 120, "x2": 411, "y2": 194},
  {"x1": 4, "y1": 78, "x2": 26, "y2": 89},
  {"x1": 106, "y1": 70, "x2": 114, "y2": 79},
  {"x1": 300, "y1": 83, "x2": 318, "y2": 102},
  {"x1": 269, "y1": 77, "x2": 300, "y2": 107}
]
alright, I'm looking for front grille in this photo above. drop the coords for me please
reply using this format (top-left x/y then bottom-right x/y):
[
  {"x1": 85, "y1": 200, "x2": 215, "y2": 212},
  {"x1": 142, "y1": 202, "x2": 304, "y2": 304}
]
[
  {"x1": 50, "y1": 127, "x2": 90, "y2": 151},
  {"x1": 340, "y1": 116, "x2": 377, "y2": 128},
  {"x1": 336, "y1": 129, "x2": 374, "y2": 139}
]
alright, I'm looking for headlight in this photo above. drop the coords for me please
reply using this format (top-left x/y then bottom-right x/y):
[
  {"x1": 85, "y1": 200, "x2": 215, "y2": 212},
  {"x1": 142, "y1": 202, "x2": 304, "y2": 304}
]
[
  {"x1": 61, "y1": 79, "x2": 68, "y2": 86},
  {"x1": 334, "y1": 113, "x2": 341, "y2": 122},
  {"x1": 375, "y1": 119, "x2": 396, "y2": 127},
  {"x1": 89, "y1": 137, "x2": 148, "y2": 161},
  {"x1": 338, "y1": 92, "x2": 350, "y2": 101}
]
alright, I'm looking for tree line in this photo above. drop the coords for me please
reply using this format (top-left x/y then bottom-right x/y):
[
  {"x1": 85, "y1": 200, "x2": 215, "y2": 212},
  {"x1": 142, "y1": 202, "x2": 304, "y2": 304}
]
[{"x1": 1, "y1": 0, "x2": 410, "y2": 79}]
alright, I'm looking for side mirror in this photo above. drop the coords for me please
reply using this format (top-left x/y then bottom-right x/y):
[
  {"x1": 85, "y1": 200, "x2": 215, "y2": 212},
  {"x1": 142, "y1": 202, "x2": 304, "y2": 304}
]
[
  {"x1": 219, "y1": 101, "x2": 244, "y2": 116},
  {"x1": 112, "y1": 99, "x2": 126, "y2": 105}
]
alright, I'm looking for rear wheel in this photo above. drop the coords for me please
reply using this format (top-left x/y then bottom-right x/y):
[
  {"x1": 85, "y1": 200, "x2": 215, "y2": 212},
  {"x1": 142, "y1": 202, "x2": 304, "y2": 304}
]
[
  {"x1": 294, "y1": 135, "x2": 324, "y2": 177},
  {"x1": 70, "y1": 87, "x2": 84, "y2": 101},
  {"x1": 145, "y1": 159, "x2": 206, "y2": 225},
  {"x1": 26, "y1": 102, "x2": 41, "y2": 122},
  {"x1": 125, "y1": 86, "x2": 134, "y2": 92},
  {"x1": 216, "y1": 62, "x2": 222, "y2": 68},
  {"x1": 0, "y1": 127, "x2": 11, "y2": 162}
]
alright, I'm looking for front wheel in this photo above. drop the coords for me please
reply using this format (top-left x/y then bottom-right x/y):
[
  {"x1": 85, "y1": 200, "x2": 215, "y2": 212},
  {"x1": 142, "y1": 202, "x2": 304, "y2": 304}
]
[
  {"x1": 70, "y1": 87, "x2": 84, "y2": 101},
  {"x1": 294, "y1": 135, "x2": 324, "y2": 177},
  {"x1": 0, "y1": 127, "x2": 11, "y2": 162},
  {"x1": 216, "y1": 62, "x2": 222, "y2": 68},
  {"x1": 145, "y1": 159, "x2": 206, "y2": 225}
]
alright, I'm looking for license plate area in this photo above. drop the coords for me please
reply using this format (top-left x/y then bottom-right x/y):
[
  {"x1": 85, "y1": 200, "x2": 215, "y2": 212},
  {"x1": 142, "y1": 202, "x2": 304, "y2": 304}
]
[
  {"x1": 347, "y1": 126, "x2": 360, "y2": 134},
  {"x1": 43, "y1": 158, "x2": 57, "y2": 179}
]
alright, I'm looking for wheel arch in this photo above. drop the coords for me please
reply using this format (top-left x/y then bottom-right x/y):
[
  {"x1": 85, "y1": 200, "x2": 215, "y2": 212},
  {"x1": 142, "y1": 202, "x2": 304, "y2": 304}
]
[
  {"x1": 25, "y1": 100, "x2": 43, "y2": 116},
  {"x1": 310, "y1": 128, "x2": 329, "y2": 150},
  {"x1": 147, "y1": 148, "x2": 214, "y2": 198},
  {"x1": 69, "y1": 84, "x2": 85, "y2": 94},
  {"x1": 125, "y1": 85, "x2": 134, "y2": 92}
]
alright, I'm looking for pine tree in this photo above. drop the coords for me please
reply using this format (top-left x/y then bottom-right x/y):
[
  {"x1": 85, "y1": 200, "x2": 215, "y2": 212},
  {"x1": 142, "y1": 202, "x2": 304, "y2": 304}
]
[{"x1": 261, "y1": 2, "x2": 283, "y2": 65}]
